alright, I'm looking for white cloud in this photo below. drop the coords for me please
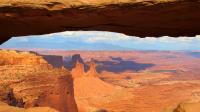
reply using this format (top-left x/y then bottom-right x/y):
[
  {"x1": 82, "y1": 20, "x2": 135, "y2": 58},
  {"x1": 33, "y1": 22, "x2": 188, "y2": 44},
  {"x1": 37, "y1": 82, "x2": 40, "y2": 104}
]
[
  {"x1": 59, "y1": 31, "x2": 76, "y2": 36},
  {"x1": 44, "y1": 33, "x2": 55, "y2": 37},
  {"x1": 135, "y1": 35, "x2": 200, "y2": 43},
  {"x1": 54, "y1": 31, "x2": 132, "y2": 41},
  {"x1": 86, "y1": 37, "x2": 112, "y2": 43},
  {"x1": 16, "y1": 37, "x2": 29, "y2": 42}
]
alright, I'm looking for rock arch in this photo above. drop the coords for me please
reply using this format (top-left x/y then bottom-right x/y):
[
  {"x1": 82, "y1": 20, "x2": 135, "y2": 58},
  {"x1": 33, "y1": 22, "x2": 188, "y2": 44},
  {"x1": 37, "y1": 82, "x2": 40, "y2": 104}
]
[{"x1": 1, "y1": 0, "x2": 200, "y2": 44}]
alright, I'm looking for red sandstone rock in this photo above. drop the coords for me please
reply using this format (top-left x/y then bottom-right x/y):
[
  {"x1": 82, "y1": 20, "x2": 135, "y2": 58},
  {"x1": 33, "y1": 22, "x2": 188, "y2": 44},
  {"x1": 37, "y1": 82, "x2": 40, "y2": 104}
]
[
  {"x1": 70, "y1": 55, "x2": 116, "y2": 111},
  {"x1": 71, "y1": 60, "x2": 85, "y2": 78},
  {"x1": 86, "y1": 59, "x2": 98, "y2": 77},
  {"x1": 0, "y1": 101, "x2": 59, "y2": 112},
  {"x1": 1, "y1": 0, "x2": 200, "y2": 44},
  {"x1": 0, "y1": 50, "x2": 49, "y2": 66},
  {"x1": 0, "y1": 50, "x2": 78, "y2": 112}
]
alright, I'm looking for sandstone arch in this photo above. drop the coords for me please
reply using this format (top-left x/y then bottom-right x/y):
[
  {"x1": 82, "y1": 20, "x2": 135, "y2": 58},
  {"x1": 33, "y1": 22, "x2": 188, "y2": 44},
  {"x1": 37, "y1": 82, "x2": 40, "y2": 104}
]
[{"x1": 0, "y1": 0, "x2": 200, "y2": 44}]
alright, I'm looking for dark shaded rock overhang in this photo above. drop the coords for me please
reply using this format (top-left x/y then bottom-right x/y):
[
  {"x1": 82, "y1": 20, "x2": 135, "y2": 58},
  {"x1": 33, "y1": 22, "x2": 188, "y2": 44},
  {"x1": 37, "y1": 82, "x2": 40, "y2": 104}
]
[{"x1": 0, "y1": 0, "x2": 200, "y2": 44}]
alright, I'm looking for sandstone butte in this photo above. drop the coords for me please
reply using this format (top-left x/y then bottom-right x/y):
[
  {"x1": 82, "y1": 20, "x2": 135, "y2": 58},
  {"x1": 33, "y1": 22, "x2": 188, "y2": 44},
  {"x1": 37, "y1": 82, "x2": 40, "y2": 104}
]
[
  {"x1": 71, "y1": 56, "x2": 115, "y2": 96},
  {"x1": 0, "y1": 0, "x2": 200, "y2": 44},
  {"x1": 70, "y1": 56, "x2": 117, "y2": 111},
  {"x1": 0, "y1": 50, "x2": 78, "y2": 112}
]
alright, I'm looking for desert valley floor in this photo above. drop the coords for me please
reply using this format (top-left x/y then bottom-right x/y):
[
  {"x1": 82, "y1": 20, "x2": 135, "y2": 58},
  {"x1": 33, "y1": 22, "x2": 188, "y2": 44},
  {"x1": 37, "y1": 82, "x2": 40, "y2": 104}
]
[{"x1": 0, "y1": 50, "x2": 200, "y2": 112}]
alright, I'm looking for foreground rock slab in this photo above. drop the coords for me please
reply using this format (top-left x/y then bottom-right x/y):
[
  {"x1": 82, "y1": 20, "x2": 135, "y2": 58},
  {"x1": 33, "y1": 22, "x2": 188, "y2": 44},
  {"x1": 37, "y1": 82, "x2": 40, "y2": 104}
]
[
  {"x1": 0, "y1": 102, "x2": 58, "y2": 112},
  {"x1": 174, "y1": 102, "x2": 200, "y2": 112}
]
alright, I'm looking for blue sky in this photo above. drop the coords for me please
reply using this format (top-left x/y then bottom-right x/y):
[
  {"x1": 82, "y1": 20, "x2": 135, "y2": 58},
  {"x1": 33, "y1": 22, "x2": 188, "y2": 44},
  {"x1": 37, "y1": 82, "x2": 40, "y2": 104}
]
[{"x1": 1, "y1": 31, "x2": 200, "y2": 51}]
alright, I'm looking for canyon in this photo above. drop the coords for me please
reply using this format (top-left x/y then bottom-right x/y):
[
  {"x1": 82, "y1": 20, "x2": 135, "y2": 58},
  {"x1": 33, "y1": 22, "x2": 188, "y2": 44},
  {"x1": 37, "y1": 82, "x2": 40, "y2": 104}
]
[
  {"x1": 1, "y1": 49, "x2": 200, "y2": 112},
  {"x1": 1, "y1": 0, "x2": 200, "y2": 111},
  {"x1": 1, "y1": 0, "x2": 200, "y2": 44},
  {"x1": 36, "y1": 50, "x2": 200, "y2": 112}
]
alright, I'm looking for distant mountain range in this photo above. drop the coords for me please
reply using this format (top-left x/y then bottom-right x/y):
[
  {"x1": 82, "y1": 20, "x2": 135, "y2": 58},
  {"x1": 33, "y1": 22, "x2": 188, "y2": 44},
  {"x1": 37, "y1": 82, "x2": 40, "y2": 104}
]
[{"x1": 0, "y1": 38, "x2": 130, "y2": 50}]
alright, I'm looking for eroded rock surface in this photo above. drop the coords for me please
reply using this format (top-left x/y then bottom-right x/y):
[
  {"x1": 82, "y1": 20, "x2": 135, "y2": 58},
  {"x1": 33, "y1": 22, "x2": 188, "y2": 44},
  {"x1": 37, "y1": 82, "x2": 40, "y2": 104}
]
[
  {"x1": 86, "y1": 59, "x2": 98, "y2": 77},
  {"x1": 0, "y1": 50, "x2": 78, "y2": 112},
  {"x1": 70, "y1": 55, "x2": 117, "y2": 111},
  {"x1": 174, "y1": 102, "x2": 200, "y2": 112},
  {"x1": 71, "y1": 60, "x2": 85, "y2": 78},
  {"x1": 0, "y1": 101, "x2": 59, "y2": 112},
  {"x1": 1, "y1": 0, "x2": 200, "y2": 44}
]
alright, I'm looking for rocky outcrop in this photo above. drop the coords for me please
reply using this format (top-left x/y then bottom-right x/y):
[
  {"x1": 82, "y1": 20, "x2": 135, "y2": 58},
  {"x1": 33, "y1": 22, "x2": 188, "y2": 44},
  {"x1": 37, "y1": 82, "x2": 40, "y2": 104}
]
[
  {"x1": 71, "y1": 57, "x2": 98, "y2": 78},
  {"x1": 64, "y1": 54, "x2": 86, "y2": 70},
  {"x1": 35, "y1": 75, "x2": 78, "y2": 112},
  {"x1": 71, "y1": 54, "x2": 85, "y2": 69},
  {"x1": 0, "y1": 50, "x2": 49, "y2": 66},
  {"x1": 0, "y1": 101, "x2": 59, "y2": 112},
  {"x1": 0, "y1": 102, "x2": 58, "y2": 112},
  {"x1": 0, "y1": 85, "x2": 18, "y2": 106},
  {"x1": 0, "y1": 50, "x2": 78, "y2": 112},
  {"x1": 42, "y1": 55, "x2": 64, "y2": 68},
  {"x1": 86, "y1": 59, "x2": 98, "y2": 77},
  {"x1": 71, "y1": 61, "x2": 85, "y2": 78},
  {"x1": 1, "y1": 0, "x2": 200, "y2": 44},
  {"x1": 173, "y1": 102, "x2": 200, "y2": 112},
  {"x1": 70, "y1": 55, "x2": 116, "y2": 111}
]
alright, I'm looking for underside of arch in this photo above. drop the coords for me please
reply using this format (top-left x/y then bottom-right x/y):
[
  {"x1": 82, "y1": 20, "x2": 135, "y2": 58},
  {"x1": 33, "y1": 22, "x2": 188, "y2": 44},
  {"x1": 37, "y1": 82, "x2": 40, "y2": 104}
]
[{"x1": 0, "y1": 0, "x2": 200, "y2": 44}]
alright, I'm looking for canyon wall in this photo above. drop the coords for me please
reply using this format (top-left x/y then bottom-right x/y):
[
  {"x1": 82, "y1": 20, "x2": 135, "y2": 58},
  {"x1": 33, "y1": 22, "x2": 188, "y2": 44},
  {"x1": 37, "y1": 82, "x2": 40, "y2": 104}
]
[
  {"x1": 0, "y1": 50, "x2": 78, "y2": 112},
  {"x1": 0, "y1": 50, "x2": 48, "y2": 66},
  {"x1": 42, "y1": 55, "x2": 64, "y2": 68}
]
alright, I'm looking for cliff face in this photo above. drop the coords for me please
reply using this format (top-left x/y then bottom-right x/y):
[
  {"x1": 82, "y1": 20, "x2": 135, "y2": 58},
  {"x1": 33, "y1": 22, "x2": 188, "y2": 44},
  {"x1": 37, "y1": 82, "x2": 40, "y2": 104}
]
[
  {"x1": 1, "y1": 0, "x2": 200, "y2": 44},
  {"x1": 71, "y1": 60, "x2": 85, "y2": 78},
  {"x1": 42, "y1": 55, "x2": 64, "y2": 68},
  {"x1": 86, "y1": 60, "x2": 98, "y2": 77},
  {"x1": 0, "y1": 50, "x2": 48, "y2": 66},
  {"x1": 71, "y1": 57, "x2": 98, "y2": 78},
  {"x1": 35, "y1": 75, "x2": 78, "y2": 112},
  {"x1": 70, "y1": 55, "x2": 116, "y2": 111},
  {"x1": 0, "y1": 50, "x2": 78, "y2": 112}
]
